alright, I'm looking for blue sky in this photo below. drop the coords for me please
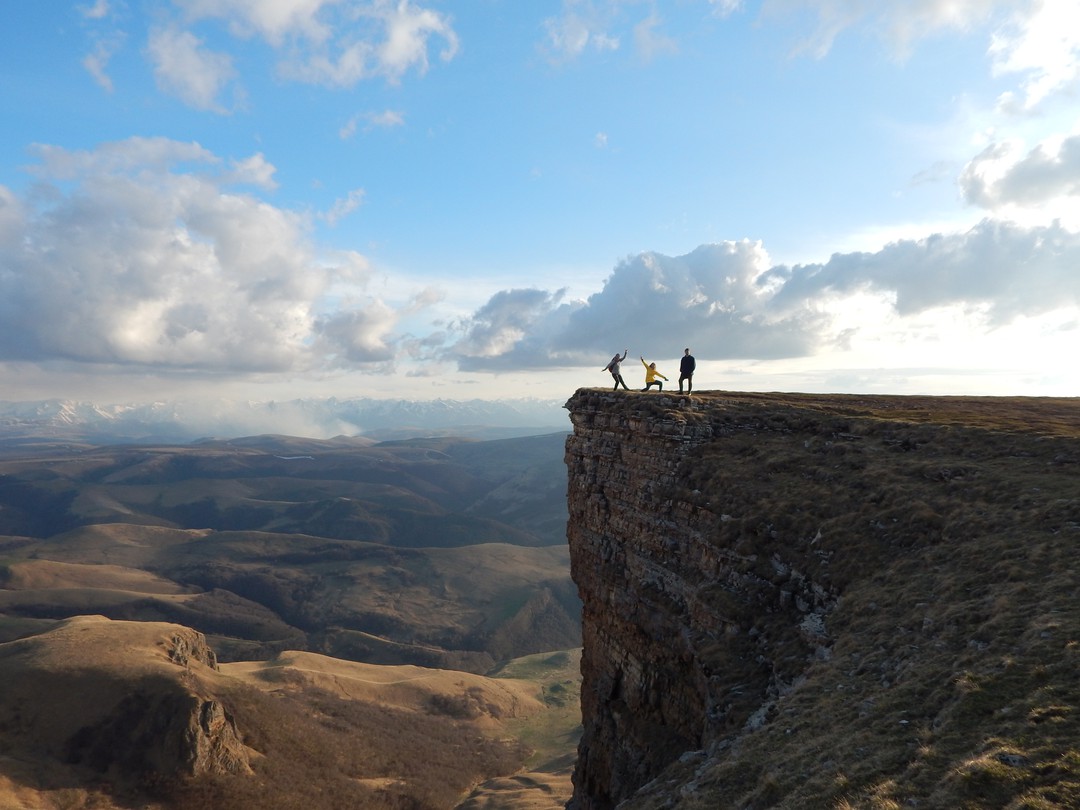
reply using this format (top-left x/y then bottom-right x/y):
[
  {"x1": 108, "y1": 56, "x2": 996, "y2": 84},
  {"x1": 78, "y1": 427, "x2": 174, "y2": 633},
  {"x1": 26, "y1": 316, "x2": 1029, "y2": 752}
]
[{"x1": 1, "y1": 0, "x2": 1078, "y2": 405}]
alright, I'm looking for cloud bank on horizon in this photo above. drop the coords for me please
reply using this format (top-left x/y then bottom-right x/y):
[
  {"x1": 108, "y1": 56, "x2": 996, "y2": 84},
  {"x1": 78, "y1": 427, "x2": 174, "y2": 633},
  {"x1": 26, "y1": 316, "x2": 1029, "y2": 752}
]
[{"x1": 1, "y1": 0, "x2": 1078, "y2": 401}]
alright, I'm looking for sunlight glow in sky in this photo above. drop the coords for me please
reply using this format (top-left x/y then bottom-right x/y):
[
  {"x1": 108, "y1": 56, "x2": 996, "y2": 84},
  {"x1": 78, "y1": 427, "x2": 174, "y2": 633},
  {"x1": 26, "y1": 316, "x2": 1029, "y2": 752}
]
[{"x1": 1, "y1": 0, "x2": 1078, "y2": 404}]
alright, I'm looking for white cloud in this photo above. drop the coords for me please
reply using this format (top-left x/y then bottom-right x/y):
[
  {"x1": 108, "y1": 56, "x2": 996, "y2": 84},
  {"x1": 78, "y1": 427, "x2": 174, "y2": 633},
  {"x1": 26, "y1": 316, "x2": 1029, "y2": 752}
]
[
  {"x1": 960, "y1": 133, "x2": 1080, "y2": 211},
  {"x1": 0, "y1": 139, "x2": 408, "y2": 374},
  {"x1": 709, "y1": 0, "x2": 744, "y2": 17},
  {"x1": 80, "y1": 0, "x2": 111, "y2": 20},
  {"x1": 173, "y1": 0, "x2": 337, "y2": 46},
  {"x1": 340, "y1": 109, "x2": 405, "y2": 139},
  {"x1": 161, "y1": 0, "x2": 459, "y2": 90},
  {"x1": 634, "y1": 14, "x2": 678, "y2": 62},
  {"x1": 541, "y1": 5, "x2": 620, "y2": 62},
  {"x1": 769, "y1": 218, "x2": 1080, "y2": 325},
  {"x1": 223, "y1": 153, "x2": 279, "y2": 190},
  {"x1": 314, "y1": 301, "x2": 399, "y2": 363},
  {"x1": 321, "y1": 188, "x2": 366, "y2": 226},
  {"x1": 760, "y1": 0, "x2": 1011, "y2": 59},
  {"x1": 451, "y1": 242, "x2": 828, "y2": 370},
  {"x1": 451, "y1": 220, "x2": 1080, "y2": 371},
  {"x1": 990, "y1": 0, "x2": 1080, "y2": 112},
  {"x1": 146, "y1": 26, "x2": 238, "y2": 111},
  {"x1": 451, "y1": 289, "x2": 572, "y2": 367},
  {"x1": 0, "y1": 185, "x2": 24, "y2": 247},
  {"x1": 269, "y1": 0, "x2": 459, "y2": 85},
  {"x1": 82, "y1": 33, "x2": 126, "y2": 92}
]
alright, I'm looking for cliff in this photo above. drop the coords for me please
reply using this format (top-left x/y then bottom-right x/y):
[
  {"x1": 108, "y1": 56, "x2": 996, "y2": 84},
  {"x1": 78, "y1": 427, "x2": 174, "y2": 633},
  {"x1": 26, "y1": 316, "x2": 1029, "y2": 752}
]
[{"x1": 564, "y1": 390, "x2": 1080, "y2": 809}]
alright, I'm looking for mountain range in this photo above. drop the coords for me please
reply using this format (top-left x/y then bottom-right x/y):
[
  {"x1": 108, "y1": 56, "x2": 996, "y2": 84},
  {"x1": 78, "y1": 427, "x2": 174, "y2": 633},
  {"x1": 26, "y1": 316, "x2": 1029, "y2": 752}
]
[{"x1": 0, "y1": 397, "x2": 570, "y2": 444}]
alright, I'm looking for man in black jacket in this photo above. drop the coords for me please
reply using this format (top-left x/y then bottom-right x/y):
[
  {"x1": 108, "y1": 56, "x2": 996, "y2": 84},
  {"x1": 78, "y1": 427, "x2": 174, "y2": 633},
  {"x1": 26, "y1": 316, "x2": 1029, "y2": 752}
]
[{"x1": 678, "y1": 347, "x2": 695, "y2": 395}]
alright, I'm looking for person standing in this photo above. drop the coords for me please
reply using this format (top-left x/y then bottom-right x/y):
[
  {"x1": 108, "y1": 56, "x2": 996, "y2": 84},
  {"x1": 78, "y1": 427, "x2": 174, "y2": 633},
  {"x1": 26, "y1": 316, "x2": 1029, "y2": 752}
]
[
  {"x1": 640, "y1": 356, "x2": 668, "y2": 391},
  {"x1": 678, "y1": 347, "x2": 696, "y2": 395},
  {"x1": 604, "y1": 349, "x2": 630, "y2": 390}
]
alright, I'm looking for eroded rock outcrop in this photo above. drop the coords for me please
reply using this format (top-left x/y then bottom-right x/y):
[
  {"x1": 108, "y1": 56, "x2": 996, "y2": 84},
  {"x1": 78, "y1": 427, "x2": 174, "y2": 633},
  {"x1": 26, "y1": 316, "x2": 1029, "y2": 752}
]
[
  {"x1": 0, "y1": 617, "x2": 251, "y2": 787},
  {"x1": 67, "y1": 686, "x2": 251, "y2": 778}
]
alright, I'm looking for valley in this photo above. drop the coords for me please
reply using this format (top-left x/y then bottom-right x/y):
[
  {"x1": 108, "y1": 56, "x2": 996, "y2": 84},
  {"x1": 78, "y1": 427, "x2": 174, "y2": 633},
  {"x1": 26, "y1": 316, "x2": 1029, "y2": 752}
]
[{"x1": 0, "y1": 430, "x2": 579, "y2": 809}]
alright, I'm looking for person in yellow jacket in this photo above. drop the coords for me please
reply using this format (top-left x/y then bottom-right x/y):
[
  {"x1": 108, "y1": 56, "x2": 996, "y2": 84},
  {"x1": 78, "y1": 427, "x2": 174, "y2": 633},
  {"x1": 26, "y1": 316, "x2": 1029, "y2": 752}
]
[{"x1": 639, "y1": 356, "x2": 668, "y2": 391}]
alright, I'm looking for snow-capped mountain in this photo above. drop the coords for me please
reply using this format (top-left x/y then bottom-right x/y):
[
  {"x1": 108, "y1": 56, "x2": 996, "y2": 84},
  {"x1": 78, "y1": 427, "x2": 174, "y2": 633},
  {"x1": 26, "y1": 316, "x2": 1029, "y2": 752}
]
[{"x1": 0, "y1": 397, "x2": 570, "y2": 443}]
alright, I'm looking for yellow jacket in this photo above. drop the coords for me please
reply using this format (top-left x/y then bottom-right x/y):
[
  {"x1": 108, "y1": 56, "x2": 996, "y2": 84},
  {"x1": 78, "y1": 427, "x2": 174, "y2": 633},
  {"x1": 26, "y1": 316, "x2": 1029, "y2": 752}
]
[{"x1": 641, "y1": 358, "x2": 667, "y2": 383}]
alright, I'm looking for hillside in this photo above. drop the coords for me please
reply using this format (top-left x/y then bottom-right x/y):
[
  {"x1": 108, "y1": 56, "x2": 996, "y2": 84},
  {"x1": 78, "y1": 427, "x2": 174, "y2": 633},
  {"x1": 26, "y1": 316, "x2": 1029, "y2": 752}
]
[
  {"x1": 0, "y1": 616, "x2": 580, "y2": 810},
  {"x1": 0, "y1": 428, "x2": 582, "y2": 808},
  {"x1": 565, "y1": 390, "x2": 1080, "y2": 809},
  {"x1": 0, "y1": 431, "x2": 577, "y2": 668}
]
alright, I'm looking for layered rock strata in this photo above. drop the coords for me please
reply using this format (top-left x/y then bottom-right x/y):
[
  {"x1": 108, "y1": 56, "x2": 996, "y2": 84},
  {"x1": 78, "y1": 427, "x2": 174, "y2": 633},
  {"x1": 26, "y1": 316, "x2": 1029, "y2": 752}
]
[
  {"x1": 565, "y1": 391, "x2": 837, "y2": 808},
  {"x1": 564, "y1": 389, "x2": 1080, "y2": 809}
]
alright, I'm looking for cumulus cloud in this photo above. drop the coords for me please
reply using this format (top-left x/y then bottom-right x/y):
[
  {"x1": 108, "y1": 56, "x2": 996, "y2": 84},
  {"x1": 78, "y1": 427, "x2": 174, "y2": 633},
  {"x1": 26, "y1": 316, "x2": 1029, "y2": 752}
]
[
  {"x1": 450, "y1": 221, "x2": 1080, "y2": 370},
  {"x1": 768, "y1": 218, "x2": 1080, "y2": 325},
  {"x1": 314, "y1": 301, "x2": 399, "y2": 364},
  {"x1": 961, "y1": 134, "x2": 1080, "y2": 210},
  {"x1": 450, "y1": 289, "x2": 574, "y2": 371},
  {"x1": 223, "y1": 152, "x2": 279, "y2": 190},
  {"x1": 990, "y1": 0, "x2": 1080, "y2": 112},
  {"x1": 450, "y1": 243, "x2": 830, "y2": 370},
  {"x1": 252, "y1": 0, "x2": 460, "y2": 87},
  {"x1": 147, "y1": 26, "x2": 238, "y2": 111},
  {"x1": 4, "y1": 140, "x2": 1078, "y2": 380},
  {"x1": 0, "y1": 138, "x2": 411, "y2": 374},
  {"x1": 144, "y1": 0, "x2": 456, "y2": 108}
]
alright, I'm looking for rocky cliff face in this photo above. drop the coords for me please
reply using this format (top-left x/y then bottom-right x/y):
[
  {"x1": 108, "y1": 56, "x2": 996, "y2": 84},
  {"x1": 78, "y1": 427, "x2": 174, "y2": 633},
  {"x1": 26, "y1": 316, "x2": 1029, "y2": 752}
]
[
  {"x1": 565, "y1": 391, "x2": 835, "y2": 809},
  {"x1": 564, "y1": 390, "x2": 1080, "y2": 809}
]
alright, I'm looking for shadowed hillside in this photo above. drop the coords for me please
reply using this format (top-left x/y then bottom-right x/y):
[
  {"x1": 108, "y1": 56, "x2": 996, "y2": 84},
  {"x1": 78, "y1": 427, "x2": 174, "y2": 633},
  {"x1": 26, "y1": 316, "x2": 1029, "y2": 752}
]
[{"x1": 0, "y1": 432, "x2": 577, "y2": 668}]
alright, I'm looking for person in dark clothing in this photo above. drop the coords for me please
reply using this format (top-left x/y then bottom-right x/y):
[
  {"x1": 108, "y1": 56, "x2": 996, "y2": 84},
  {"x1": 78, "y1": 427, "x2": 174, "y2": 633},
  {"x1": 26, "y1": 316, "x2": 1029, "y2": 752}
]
[
  {"x1": 678, "y1": 347, "x2": 696, "y2": 395},
  {"x1": 604, "y1": 349, "x2": 630, "y2": 391}
]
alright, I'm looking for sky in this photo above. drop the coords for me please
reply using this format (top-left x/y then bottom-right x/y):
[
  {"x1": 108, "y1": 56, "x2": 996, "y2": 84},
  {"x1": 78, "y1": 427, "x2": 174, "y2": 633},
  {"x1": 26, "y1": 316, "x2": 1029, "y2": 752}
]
[{"x1": 1, "y1": 0, "x2": 1079, "y2": 406}]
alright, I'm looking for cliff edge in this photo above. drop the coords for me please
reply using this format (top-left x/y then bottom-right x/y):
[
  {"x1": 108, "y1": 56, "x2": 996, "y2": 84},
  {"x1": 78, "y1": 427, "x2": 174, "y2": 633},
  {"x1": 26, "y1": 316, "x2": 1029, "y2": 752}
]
[{"x1": 565, "y1": 390, "x2": 1080, "y2": 809}]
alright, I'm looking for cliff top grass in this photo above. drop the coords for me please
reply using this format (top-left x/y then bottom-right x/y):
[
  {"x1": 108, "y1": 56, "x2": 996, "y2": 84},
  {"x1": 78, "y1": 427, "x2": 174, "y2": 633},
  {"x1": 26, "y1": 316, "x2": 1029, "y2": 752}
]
[{"x1": 575, "y1": 388, "x2": 1080, "y2": 439}]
